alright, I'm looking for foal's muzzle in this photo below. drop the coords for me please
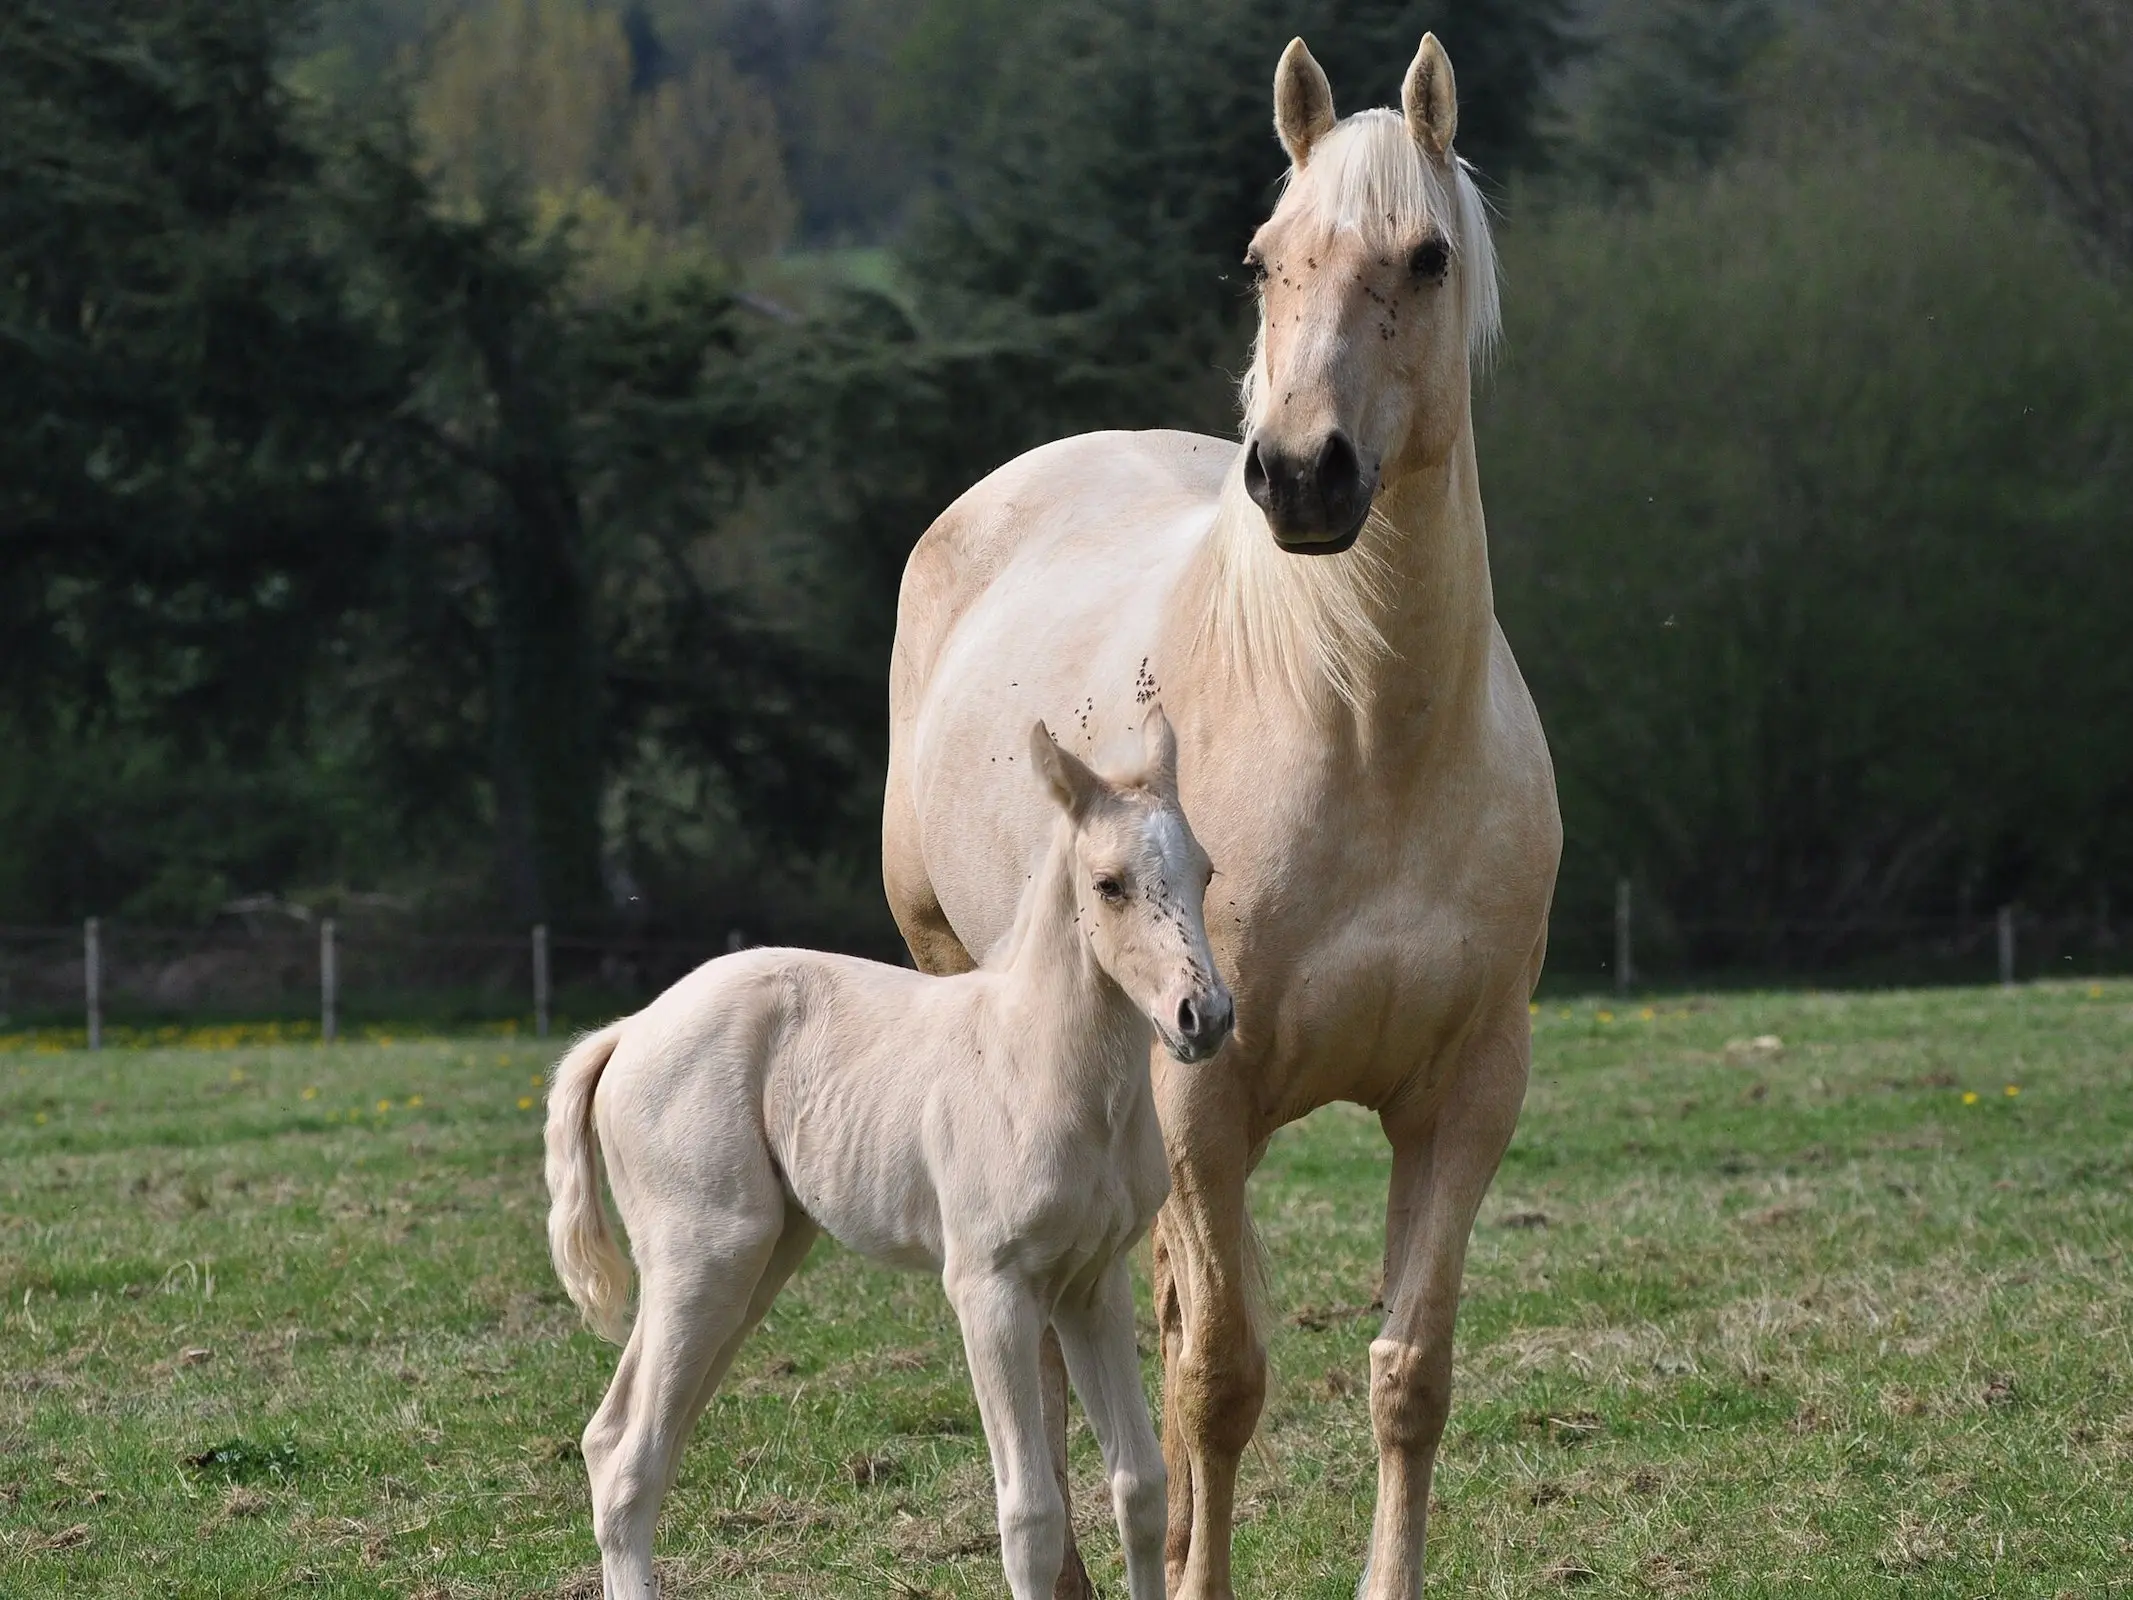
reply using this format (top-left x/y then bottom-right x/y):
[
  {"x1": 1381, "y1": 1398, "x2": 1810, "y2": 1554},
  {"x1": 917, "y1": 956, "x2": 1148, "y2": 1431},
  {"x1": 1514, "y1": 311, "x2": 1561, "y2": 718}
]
[
  {"x1": 1243, "y1": 427, "x2": 1375, "y2": 554},
  {"x1": 1163, "y1": 987, "x2": 1235, "y2": 1064}
]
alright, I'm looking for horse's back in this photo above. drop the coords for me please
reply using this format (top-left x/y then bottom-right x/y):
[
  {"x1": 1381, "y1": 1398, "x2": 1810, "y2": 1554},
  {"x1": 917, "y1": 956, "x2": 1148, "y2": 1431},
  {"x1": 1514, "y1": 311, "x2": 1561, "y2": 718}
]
[{"x1": 890, "y1": 429, "x2": 1232, "y2": 709}]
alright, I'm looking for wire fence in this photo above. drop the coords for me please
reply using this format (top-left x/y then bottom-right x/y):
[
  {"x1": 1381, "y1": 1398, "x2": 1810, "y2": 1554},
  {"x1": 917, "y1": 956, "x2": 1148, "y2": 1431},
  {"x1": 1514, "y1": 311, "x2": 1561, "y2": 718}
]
[
  {"x1": 0, "y1": 893, "x2": 2125, "y2": 1046},
  {"x1": 0, "y1": 916, "x2": 751, "y2": 1044}
]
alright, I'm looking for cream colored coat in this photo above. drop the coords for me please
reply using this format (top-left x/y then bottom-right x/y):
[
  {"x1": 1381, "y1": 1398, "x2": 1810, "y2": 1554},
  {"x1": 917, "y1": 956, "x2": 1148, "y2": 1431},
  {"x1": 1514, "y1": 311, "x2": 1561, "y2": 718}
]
[{"x1": 882, "y1": 34, "x2": 1560, "y2": 1600}]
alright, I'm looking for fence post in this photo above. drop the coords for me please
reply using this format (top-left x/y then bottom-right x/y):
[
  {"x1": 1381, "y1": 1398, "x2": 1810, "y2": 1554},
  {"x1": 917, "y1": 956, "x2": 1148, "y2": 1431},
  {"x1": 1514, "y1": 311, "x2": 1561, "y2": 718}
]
[
  {"x1": 320, "y1": 918, "x2": 338, "y2": 1043},
  {"x1": 533, "y1": 924, "x2": 550, "y2": 1040},
  {"x1": 1614, "y1": 878, "x2": 1633, "y2": 998},
  {"x1": 84, "y1": 917, "x2": 101, "y2": 1051},
  {"x1": 1997, "y1": 904, "x2": 2015, "y2": 988}
]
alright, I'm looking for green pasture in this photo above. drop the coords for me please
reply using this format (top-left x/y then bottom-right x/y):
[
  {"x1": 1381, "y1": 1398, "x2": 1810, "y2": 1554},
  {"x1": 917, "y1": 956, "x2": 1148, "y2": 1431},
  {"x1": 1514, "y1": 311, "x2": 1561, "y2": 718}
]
[{"x1": 2, "y1": 984, "x2": 2129, "y2": 1597}]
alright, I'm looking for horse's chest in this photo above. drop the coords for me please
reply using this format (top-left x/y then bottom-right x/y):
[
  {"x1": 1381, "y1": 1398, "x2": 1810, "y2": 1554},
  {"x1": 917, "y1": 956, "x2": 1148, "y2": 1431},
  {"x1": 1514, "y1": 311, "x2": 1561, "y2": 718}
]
[{"x1": 1225, "y1": 869, "x2": 1497, "y2": 1113}]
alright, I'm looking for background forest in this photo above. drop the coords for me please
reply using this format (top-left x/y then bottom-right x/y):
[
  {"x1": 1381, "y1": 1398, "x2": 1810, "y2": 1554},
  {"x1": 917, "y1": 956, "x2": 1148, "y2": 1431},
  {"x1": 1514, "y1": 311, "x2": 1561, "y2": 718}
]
[{"x1": 3, "y1": 0, "x2": 2129, "y2": 991}]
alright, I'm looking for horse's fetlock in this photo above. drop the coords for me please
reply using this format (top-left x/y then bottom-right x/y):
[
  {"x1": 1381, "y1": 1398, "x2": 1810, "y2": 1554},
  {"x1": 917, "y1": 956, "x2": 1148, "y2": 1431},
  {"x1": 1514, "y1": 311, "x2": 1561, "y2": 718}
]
[{"x1": 1368, "y1": 1337, "x2": 1450, "y2": 1454}]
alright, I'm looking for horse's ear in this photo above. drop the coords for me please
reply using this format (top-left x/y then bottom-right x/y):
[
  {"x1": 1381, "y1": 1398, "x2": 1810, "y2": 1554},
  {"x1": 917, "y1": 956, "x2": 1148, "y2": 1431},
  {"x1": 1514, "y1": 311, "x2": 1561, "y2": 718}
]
[
  {"x1": 1029, "y1": 720, "x2": 1104, "y2": 818},
  {"x1": 1274, "y1": 38, "x2": 1336, "y2": 168},
  {"x1": 1140, "y1": 706, "x2": 1179, "y2": 800},
  {"x1": 1402, "y1": 33, "x2": 1457, "y2": 162}
]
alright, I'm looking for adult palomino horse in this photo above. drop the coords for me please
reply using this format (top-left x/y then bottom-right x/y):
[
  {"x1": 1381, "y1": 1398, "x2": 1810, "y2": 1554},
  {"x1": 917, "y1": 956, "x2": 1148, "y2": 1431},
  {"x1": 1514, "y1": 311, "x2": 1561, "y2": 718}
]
[
  {"x1": 547, "y1": 710, "x2": 1230, "y2": 1600},
  {"x1": 882, "y1": 33, "x2": 1560, "y2": 1600}
]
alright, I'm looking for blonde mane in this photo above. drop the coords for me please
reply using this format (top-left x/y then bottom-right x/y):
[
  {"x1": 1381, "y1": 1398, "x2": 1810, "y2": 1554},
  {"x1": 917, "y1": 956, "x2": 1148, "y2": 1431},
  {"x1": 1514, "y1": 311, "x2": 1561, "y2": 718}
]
[{"x1": 1207, "y1": 110, "x2": 1499, "y2": 714}]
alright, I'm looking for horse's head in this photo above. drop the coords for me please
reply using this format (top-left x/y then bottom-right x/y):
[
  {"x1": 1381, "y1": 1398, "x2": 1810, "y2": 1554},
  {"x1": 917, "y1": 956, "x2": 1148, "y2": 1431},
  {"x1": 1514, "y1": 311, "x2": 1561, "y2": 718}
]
[
  {"x1": 1240, "y1": 34, "x2": 1500, "y2": 554},
  {"x1": 1028, "y1": 708, "x2": 1233, "y2": 1063}
]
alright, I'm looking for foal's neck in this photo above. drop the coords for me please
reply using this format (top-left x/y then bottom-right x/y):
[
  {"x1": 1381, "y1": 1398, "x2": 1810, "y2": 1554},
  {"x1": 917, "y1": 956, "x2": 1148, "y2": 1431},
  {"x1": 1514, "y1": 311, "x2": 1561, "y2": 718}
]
[{"x1": 993, "y1": 822, "x2": 1149, "y2": 1099}]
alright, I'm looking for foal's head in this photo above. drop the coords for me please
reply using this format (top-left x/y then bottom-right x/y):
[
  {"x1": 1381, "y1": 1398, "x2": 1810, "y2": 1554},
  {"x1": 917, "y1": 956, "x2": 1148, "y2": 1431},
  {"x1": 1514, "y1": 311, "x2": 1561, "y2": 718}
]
[
  {"x1": 1239, "y1": 34, "x2": 1501, "y2": 553},
  {"x1": 1028, "y1": 708, "x2": 1233, "y2": 1063}
]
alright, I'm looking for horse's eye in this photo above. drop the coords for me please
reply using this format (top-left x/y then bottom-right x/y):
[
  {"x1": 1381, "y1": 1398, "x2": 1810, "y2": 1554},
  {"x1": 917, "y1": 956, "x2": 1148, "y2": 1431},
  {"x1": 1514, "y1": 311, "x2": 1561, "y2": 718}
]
[
  {"x1": 1094, "y1": 876, "x2": 1125, "y2": 903},
  {"x1": 1410, "y1": 238, "x2": 1450, "y2": 281}
]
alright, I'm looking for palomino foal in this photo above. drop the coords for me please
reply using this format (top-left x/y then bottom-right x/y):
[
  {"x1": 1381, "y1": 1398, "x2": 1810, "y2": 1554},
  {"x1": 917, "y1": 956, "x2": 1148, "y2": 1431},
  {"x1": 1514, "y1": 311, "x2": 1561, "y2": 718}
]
[{"x1": 545, "y1": 709, "x2": 1230, "y2": 1600}]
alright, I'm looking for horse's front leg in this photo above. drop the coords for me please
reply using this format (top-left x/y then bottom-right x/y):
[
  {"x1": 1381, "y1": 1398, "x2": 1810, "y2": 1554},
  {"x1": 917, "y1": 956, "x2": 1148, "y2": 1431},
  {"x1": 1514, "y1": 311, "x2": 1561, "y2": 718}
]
[
  {"x1": 1362, "y1": 1007, "x2": 1530, "y2": 1600},
  {"x1": 1054, "y1": 1260, "x2": 1167, "y2": 1600},
  {"x1": 947, "y1": 1267, "x2": 1067, "y2": 1600},
  {"x1": 1150, "y1": 1078, "x2": 1263, "y2": 1600}
]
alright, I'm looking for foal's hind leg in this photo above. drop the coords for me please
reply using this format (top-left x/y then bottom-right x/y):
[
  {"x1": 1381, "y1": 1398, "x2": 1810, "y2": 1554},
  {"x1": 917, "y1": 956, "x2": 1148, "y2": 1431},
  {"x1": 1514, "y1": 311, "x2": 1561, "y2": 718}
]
[{"x1": 583, "y1": 1217, "x2": 783, "y2": 1598}]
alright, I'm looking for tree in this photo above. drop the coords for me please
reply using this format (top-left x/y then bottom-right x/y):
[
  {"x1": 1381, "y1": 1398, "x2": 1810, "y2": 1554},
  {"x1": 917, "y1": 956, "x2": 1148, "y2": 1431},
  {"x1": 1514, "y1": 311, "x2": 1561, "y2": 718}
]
[
  {"x1": 900, "y1": 0, "x2": 1579, "y2": 437},
  {"x1": 1863, "y1": 0, "x2": 2133, "y2": 274},
  {"x1": 1480, "y1": 137, "x2": 2133, "y2": 969}
]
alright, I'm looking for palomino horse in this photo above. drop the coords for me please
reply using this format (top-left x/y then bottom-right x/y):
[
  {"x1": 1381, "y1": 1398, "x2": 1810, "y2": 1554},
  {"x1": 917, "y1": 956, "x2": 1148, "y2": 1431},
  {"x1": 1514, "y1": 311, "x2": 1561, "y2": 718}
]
[
  {"x1": 883, "y1": 33, "x2": 1560, "y2": 1600},
  {"x1": 546, "y1": 710, "x2": 1231, "y2": 1600}
]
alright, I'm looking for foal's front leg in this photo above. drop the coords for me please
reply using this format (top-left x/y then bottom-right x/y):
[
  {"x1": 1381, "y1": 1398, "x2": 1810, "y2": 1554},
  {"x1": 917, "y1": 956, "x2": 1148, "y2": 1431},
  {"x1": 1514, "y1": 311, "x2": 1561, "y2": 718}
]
[
  {"x1": 1054, "y1": 1260, "x2": 1167, "y2": 1600},
  {"x1": 946, "y1": 1267, "x2": 1066, "y2": 1600}
]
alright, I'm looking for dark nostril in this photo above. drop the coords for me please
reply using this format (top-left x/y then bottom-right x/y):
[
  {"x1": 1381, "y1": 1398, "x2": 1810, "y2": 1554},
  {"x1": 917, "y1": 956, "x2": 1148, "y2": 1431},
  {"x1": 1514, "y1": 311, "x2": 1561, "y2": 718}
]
[
  {"x1": 1242, "y1": 440, "x2": 1272, "y2": 510},
  {"x1": 1177, "y1": 998, "x2": 1200, "y2": 1038},
  {"x1": 1315, "y1": 430, "x2": 1358, "y2": 494}
]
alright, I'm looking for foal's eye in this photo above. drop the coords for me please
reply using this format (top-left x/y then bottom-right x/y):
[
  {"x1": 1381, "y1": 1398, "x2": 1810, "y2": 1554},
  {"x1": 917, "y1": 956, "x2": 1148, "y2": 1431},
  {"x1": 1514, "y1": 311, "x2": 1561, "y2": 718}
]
[
  {"x1": 1094, "y1": 876, "x2": 1125, "y2": 904},
  {"x1": 1409, "y1": 238, "x2": 1450, "y2": 281}
]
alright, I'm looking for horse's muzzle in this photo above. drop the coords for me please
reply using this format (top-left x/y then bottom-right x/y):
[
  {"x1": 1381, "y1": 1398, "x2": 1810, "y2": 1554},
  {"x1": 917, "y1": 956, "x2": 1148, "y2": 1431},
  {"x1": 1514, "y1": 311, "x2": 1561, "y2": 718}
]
[
  {"x1": 1162, "y1": 988, "x2": 1235, "y2": 1064},
  {"x1": 1244, "y1": 427, "x2": 1375, "y2": 554}
]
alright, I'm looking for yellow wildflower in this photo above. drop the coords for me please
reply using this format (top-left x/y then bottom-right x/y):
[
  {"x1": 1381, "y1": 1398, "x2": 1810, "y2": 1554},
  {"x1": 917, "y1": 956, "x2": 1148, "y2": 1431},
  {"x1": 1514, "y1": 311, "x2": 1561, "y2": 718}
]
[
  {"x1": 1597, "y1": 1010, "x2": 1615, "y2": 1023},
  {"x1": 2087, "y1": 984, "x2": 2103, "y2": 1000},
  {"x1": 34, "y1": 1111, "x2": 48, "y2": 1124},
  {"x1": 406, "y1": 1095, "x2": 423, "y2": 1109},
  {"x1": 228, "y1": 1068, "x2": 246, "y2": 1084},
  {"x1": 2003, "y1": 1085, "x2": 2019, "y2": 1098},
  {"x1": 376, "y1": 1099, "x2": 392, "y2": 1113},
  {"x1": 301, "y1": 1086, "x2": 319, "y2": 1101},
  {"x1": 529, "y1": 1075, "x2": 542, "y2": 1087},
  {"x1": 1529, "y1": 1001, "x2": 1539, "y2": 1016},
  {"x1": 1962, "y1": 1091, "x2": 1979, "y2": 1105},
  {"x1": 518, "y1": 1096, "x2": 535, "y2": 1111},
  {"x1": 1639, "y1": 1007, "x2": 1655, "y2": 1022}
]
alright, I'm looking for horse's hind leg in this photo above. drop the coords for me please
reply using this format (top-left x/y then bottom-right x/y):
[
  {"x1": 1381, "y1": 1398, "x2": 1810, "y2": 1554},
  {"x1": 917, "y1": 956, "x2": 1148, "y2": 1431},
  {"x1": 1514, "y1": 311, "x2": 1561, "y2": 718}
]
[
  {"x1": 583, "y1": 1214, "x2": 784, "y2": 1599},
  {"x1": 682, "y1": 1201, "x2": 819, "y2": 1423}
]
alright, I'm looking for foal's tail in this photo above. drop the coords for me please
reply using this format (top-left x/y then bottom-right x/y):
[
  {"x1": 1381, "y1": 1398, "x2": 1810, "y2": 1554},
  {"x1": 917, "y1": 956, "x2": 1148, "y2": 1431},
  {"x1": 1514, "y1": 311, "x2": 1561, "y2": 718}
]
[{"x1": 544, "y1": 1021, "x2": 633, "y2": 1344}]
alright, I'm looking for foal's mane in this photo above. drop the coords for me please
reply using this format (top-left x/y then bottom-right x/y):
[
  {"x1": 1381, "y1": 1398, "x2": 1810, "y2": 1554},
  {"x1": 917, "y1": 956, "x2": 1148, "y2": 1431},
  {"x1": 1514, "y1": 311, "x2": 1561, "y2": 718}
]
[{"x1": 1205, "y1": 110, "x2": 1500, "y2": 714}]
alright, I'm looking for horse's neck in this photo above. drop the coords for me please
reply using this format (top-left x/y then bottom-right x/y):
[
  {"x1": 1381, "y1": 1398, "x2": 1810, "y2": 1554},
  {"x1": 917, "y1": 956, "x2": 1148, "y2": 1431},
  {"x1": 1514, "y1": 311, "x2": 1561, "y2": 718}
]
[
  {"x1": 1365, "y1": 427, "x2": 1497, "y2": 735},
  {"x1": 1193, "y1": 421, "x2": 1496, "y2": 754},
  {"x1": 991, "y1": 824, "x2": 1148, "y2": 1101}
]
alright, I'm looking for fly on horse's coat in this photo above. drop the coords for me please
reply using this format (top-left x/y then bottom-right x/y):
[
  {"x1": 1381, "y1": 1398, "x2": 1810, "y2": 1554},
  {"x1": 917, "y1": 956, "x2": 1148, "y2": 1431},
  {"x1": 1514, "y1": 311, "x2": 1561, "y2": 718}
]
[
  {"x1": 884, "y1": 32, "x2": 1560, "y2": 1600},
  {"x1": 545, "y1": 709, "x2": 1231, "y2": 1600}
]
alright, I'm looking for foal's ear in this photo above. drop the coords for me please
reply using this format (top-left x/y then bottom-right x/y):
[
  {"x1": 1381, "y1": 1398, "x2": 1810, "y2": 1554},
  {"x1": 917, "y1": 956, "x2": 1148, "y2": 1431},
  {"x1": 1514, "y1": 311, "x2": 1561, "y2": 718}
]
[
  {"x1": 1029, "y1": 720, "x2": 1105, "y2": 818},
  {"x1": 1274, "y1": 37, "x2": 1336, "y2": 168},
  {"x1": 1139, "y1": 706, "x2": 1179, "y2": 801},
  {"x1": 1402, "y1": 32, "x2": 1458, "y2": 162}
]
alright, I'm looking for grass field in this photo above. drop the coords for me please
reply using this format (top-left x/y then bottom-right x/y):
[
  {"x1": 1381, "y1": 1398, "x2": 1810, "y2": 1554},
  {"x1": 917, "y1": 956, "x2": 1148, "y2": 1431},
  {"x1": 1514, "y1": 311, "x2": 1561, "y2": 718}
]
[{"x1": 3, "y1": 983, "x2": 2129, "y2": 1597}]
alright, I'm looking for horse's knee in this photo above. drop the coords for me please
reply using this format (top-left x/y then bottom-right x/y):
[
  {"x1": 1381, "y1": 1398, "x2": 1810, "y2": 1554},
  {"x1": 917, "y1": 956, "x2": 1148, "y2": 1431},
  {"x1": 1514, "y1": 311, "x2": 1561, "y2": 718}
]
[
  {"x1": 1172, "y1": 1327, "x2": 1266, "y2": 1459},
  {"x1": 997, "y1": 1475, "x2": 1068, "y2": 1580},
  {"x1": 1368, "y1": 1337, "x2": 1450, "y2": 1456},
  {"x1": 1112, "y1": 1460, "x2": 1166, "y2": 1531}
]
